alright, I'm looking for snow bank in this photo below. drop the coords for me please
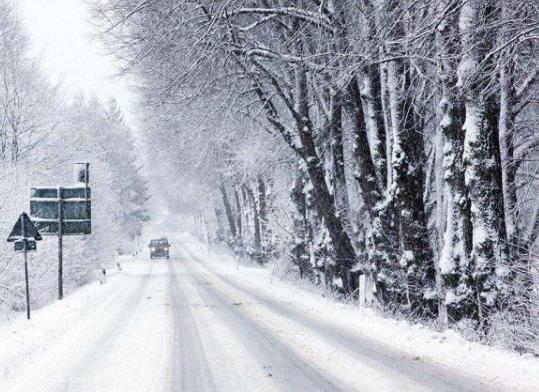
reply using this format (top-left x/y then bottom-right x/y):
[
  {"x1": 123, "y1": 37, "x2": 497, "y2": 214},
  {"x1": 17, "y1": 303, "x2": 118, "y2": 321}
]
[
  {"x1": 180, "y1": 234, "x2": 539, "y2": 391},
  {"x1": 0, "y1": 261, "x2": 140, "y2": 389}
]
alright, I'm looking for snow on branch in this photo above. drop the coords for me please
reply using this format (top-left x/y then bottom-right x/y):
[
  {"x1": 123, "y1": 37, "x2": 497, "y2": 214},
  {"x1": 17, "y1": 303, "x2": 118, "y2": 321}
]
[{"x1": 222, "y1": 7, "x2": 333, "y2": 32}]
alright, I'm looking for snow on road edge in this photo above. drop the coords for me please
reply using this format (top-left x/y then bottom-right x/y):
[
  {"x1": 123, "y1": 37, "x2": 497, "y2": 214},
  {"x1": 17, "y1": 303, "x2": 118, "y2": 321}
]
[
  {"x1": 179, "y1": 234, "x2": 539, "y2": 391},
  {"x1": 0, "y1": 260, "x2": 144, "y2": 386}
]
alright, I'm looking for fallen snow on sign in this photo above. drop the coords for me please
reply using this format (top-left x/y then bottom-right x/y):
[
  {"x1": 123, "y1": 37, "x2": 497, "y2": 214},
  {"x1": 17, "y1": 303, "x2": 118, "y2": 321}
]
[{"x1": 180, "y1": 234, "x2": 539, "y2": 392}]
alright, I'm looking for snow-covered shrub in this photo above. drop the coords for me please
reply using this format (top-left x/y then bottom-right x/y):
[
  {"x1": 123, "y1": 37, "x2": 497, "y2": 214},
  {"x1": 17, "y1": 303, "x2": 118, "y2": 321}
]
[{"x1": 488, "y1": 252, "x2": 539, "y2": 355}]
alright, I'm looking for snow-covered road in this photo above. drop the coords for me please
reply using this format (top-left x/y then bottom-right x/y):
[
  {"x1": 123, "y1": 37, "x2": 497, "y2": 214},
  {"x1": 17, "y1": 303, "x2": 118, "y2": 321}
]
[{"x1": 1, "y1": 234, "x2": 538, "y2": 392}]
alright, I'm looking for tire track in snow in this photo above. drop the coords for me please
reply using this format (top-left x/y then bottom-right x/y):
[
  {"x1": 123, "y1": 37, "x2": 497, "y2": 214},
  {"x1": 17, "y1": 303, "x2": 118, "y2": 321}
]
[
  {"x1": 185, "y1": 249, "x2": 501, "y2": 392},
  {"x1": 167, "y1": 260, "x2": 217, "y2": 392},
  {"x1": 59, "y1": 264, "x2": 156, "y2": 392},
  {"x1": 178, "y1": 259, "x2": 346, "y2": 392}
]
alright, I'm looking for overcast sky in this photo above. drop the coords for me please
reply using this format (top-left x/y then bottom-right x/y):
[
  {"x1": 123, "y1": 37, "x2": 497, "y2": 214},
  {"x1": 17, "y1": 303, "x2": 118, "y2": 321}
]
[{"x1": 17, "y1": 0, "x2": 136, "y2": 127}]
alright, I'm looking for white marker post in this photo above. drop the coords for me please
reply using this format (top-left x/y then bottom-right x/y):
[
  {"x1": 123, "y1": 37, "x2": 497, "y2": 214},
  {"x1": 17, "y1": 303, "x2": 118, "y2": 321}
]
[{"x1": 359, "y1": 274, "x2": 367, "y2": 308}]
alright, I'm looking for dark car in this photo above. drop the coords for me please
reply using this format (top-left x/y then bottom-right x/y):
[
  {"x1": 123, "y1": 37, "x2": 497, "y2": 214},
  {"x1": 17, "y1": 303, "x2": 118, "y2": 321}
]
[{"x1": 149, "y1": 238, "x2": 170, "y2": 259}]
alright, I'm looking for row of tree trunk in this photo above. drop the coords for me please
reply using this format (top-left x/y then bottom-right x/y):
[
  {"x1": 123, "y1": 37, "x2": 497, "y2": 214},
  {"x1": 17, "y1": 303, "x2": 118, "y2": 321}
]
[
  {"x1": 92, "y1": 0, "x2": 539, "y2": 337},
  {"x1": 214, "y1": 0, "x2": 538, "y2": 326},
  {"x1": 219, "y1": 177, "x2": 271, "y2": 264}
]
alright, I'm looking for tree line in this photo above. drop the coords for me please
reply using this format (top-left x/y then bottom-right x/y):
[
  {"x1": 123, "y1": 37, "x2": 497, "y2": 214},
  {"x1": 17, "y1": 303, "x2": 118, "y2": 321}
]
[
  {"x1": 0, "y1": 0, "x2": 149, "y2": 311},
  {"x1": 93, "y1": 0, "x2": 539, "y2": 352}
]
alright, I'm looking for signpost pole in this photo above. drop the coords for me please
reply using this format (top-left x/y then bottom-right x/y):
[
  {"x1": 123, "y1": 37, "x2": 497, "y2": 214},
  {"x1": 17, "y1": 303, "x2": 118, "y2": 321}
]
[
  {"x1": 85, "y1": 163, "x2": 89, "y2": 192},
  {"x1": 24, "y1": 244, "x2": 30, "y2": 319},
  {"x1": 84, "y1": 163, "x2": 90, "y2": 228},
  {"x1": 8, "y1": 212, "x2": 41, "y2": 319},
  {"x1": 58, "y1": 187, "x2": 64, "y2": 300},
  {"x1": 20, "y1": 214, "x2": 31, "y2": 319}
]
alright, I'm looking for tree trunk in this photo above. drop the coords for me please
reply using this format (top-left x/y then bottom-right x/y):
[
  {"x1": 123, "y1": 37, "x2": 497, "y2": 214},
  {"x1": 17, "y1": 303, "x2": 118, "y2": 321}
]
[
  {"x1": 359, "y1": 64, "x2": 387, "y2": 189},
  {"x1": 219, "y1": 182, "x2": 237, "y2": 241},
  {"x1": 290, "y1": 173, "x2": 311, "y2": 278},
  {"x1": 437, "y1": 0, "x2": 475, "y2": 323},
  {"x1": 384, "y1": 0, "x2": 436, "y2": 315},
  {"x1": 330, "y1": 93, "x2": 353, "y2": 238},
  {"x1": 347, "y1": 79, "x2": 381, "y2": 216},
  {"x1": 498, "y1": 0, "x2": 519, "y2": 250},
  {"x1": 234, "y1": 187, "x2": 243, "y2": 243},
  {"x1": 295, "y1": 66, "x2": 356, "y2": 292},
  {"x1": 243, "y1": 183, "x2": 263, "y2": 263},
  {"x1": 458, "y1": 0, "x2": 509, "y2": 326},
  {"x1": 347, "y1": 76, "x2": 400, "y2": 305},
  {"x1": 257, "y1": 176, "x2": 268, "y2": 249}
]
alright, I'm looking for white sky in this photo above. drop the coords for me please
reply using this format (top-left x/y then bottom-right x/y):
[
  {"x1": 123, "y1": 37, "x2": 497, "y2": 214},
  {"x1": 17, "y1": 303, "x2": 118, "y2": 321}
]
[{"x1": 17, "y1": 0, "x2": 137, "y2": 127}]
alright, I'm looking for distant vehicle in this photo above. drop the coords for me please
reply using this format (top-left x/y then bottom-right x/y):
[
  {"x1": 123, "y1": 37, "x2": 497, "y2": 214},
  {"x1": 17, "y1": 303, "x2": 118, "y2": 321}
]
[{"x1": 149, "y1": 238, "x2": 170, "y2": 259}]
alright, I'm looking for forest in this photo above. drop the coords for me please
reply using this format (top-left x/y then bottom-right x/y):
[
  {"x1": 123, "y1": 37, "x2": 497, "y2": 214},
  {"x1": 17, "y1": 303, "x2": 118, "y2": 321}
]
[
  {"x1": 91, "y1": 0, "x2": 539, "y2": 354},
  {"x1": 1, "y1": 0, "x2": 536, "y2": 356},
  {"x1": 0, "y1": 0, "x2": 149, "y2": 311}
]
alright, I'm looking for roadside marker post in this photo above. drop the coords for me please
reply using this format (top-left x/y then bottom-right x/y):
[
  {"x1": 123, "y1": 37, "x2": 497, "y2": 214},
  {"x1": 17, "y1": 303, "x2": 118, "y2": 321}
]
[
  {"x1": 359, "y1": 274, "x2": 366, "y2": 308},
  {"x1": 7, "y1": 212, "x2": 43, "y2": 319}
]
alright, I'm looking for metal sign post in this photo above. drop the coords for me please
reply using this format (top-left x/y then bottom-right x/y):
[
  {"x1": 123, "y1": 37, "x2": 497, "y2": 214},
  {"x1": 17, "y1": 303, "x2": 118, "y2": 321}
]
[
  {"x1": 58, "y1": 187, "x2": 64, "y2": 300},
  {"x1": 7, "y1": 212, "x2": 42, "y2": 319},
  {"x1": 21, "y1": 215, "x2": 30, "y2": 319},
  {"x1": 23, "y1": 246, "x2": 30, "y2": 318}
]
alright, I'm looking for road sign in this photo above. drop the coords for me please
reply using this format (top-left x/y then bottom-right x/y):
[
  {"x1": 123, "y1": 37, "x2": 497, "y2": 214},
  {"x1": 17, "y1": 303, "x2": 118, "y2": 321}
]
[
  {"x1": 31, "y1": 200, "x2": 92, "y2": 220},
  {"x1": 33, "y1": 220, "x2": 91, "y2": 235},
  {"x1": 30, "y1": 186, "x2": 91, "y2": 235},
  {"x1": 28, "y1": 163, "x2": 92, "y2": 302},
  {"x1": 7, "y1": 213, "x2": 42, "y2": 320},
  {"x1": 15, "y1": 239, "x2": 37, "y2": 252},
  {"x1": 7, "y1": 212, "x2": 43, "y2": 242}
]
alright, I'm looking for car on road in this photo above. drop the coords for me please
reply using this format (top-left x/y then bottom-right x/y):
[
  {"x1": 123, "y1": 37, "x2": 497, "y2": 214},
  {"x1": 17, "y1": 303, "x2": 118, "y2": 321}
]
[{"x1": 149, "y1": 238, "x2": 171, "y2": 259}]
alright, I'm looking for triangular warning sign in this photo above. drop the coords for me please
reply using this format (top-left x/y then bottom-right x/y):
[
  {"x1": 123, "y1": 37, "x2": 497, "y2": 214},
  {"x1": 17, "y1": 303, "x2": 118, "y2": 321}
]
[{"x1": 7, "y1": 212, "x2": 43, "y2": 242}]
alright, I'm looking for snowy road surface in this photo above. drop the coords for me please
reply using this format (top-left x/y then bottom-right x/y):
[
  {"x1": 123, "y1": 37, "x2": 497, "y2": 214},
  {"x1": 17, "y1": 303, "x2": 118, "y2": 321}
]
[{"x1": 1, "y1": 235, "x2": 538, "y2": 391}]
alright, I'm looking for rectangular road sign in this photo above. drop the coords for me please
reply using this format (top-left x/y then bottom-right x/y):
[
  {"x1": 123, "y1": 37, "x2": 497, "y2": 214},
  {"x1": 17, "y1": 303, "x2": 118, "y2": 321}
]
[
  {"x1": 64, "y1": 200, "x2": 91, "y2": 220},
  {"x1": 30, "y1": 200, "x2": 58, "y2": 220},
  {"x1": 32, "y1": 220, "x2": 58, "y2": 234},
  {"x1": 31, "y1": 187, "x2": 91, "y2": 200},
  {"x1": 15, "y1": 239, "x2": 37, "y2": 252},
  {"x1": 30, "y1": 187, "x2": 59, "y2": 199},
  {"x1": 33, "y1": 221, "x2": 91, "y2": 235},
  {"x1": 33, "y1": 219, "x2": 92, "y2": 235},
  {"x1": 31, "y1": 200, "x2": 91, "y2": 220},
  {"x1": 62, "y1": 187, "x2": 91, "y2": 199},
  {"x1": 30, "y1": 186, "x2": 91, "y2": 235}
]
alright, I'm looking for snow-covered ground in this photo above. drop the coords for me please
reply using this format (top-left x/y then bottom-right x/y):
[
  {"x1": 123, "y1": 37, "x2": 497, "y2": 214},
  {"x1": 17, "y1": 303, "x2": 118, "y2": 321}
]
[{"x1": 0, "y1": 232, "x2": 537, "y2": 391}]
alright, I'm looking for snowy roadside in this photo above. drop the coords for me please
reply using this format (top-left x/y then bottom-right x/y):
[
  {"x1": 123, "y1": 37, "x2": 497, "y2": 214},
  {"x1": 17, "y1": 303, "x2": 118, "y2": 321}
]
[
  {"x1": 0, "y1": 262, "x2": 119, "y2": 330},
  {"x1": 0, "y1": 259, "x2": 144, "y2": 387},
  {"x1": 179, "y1": 234, "x2": 539, "y2": 391}
]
